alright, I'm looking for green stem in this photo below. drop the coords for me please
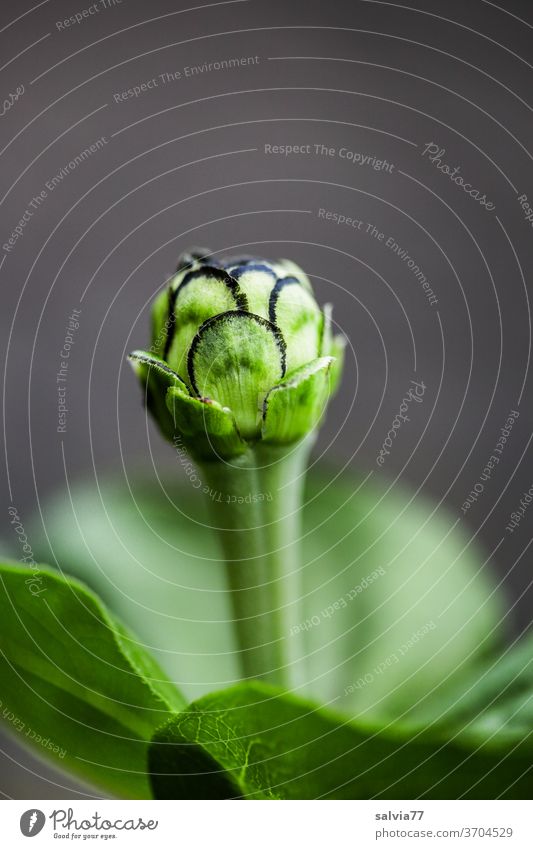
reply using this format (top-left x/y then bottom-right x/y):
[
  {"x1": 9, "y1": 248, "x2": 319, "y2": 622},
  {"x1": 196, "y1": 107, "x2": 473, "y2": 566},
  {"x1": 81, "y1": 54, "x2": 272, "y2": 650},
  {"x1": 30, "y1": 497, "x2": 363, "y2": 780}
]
[
  {"x1": 199, "y1": 452, "x2": 282, "y2": 685},
  {"x1": 254, "y1": 438, "x2": 313, "y2": 689},
  {"x1": 199, "y1": 438, "x2": 313, "y2": 688}
]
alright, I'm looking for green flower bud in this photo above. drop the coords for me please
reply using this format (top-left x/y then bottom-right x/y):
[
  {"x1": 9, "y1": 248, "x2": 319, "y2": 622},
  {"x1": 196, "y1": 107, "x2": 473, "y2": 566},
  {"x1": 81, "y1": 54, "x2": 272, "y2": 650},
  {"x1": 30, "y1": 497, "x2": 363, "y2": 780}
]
[{"x1": 129, "y1": 250, "x2": 345, "y2": 460}]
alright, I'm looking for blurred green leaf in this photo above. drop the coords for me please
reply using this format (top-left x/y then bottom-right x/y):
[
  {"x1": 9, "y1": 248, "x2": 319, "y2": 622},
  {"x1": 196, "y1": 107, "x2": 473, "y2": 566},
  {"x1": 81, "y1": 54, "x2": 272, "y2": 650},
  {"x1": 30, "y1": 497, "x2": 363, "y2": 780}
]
[
  {"x1": 410, "y1": 631, "x2": 533, "y2": 743},
  {"x1": 149, "y1": 682, "x2": 532, "y2": 799},
  {"x1": 31, "y1": 477, "x2": 240, "y2": 703},
  {"x1": 31, "y1": 469, "x2": 502, "y2": 719},
  {"x1": 0, "y1": 562, "x2": 184, "y2": 798},
  {"x1": 300, "y1": 473, "x2": 503, "y2": 721}
]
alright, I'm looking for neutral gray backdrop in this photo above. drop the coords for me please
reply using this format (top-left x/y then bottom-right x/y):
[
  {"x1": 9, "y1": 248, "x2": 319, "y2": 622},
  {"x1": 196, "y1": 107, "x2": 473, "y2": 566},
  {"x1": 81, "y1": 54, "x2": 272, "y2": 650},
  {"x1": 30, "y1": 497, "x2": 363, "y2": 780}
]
[{"x1": 1, "y1": 0, "x2": 532, "y2": 798}]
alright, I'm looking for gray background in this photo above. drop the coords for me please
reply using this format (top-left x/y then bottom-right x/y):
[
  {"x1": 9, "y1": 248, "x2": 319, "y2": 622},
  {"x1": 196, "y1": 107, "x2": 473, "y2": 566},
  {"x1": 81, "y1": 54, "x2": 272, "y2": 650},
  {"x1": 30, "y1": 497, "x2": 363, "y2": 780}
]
[{"x1": 1, "y1": 0, "x2": 532, "y2": 798}]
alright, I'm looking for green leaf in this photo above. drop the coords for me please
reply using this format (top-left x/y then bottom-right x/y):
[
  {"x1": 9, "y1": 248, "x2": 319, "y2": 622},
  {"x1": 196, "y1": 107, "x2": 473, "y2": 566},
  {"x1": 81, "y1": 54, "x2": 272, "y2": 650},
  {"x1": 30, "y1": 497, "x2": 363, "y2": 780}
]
[
  {"x1": 149, "y1": 682, "x2": 533, "y2": 799},
  {"x1": 128, "y1": 350, "x2": 188, "y2": 389},
  {"x1": 188, "y1": 311, "x2": 286, "y2": 439},
  {"x1": 298, "y1": 474, "x2": 503, "y2": 722},
  {"x1": 166, "y1": 385, "x2": 248, "y2": 461},
  {"x1": 409, "y1": 632, "x2": 533, "y2": 743},
  {"x1": 0, "y1": 562, "x2": 185, "y2": 798},
  {"x1": 29, "y1": 470, "x2": 502, "y2": 717},
  {"x1": 228, "y1": 263, "x2": 276, "y2": 318},
  {"x1": 128, "y1": 350, "x2": 187, "y2": 441},
  {"x1": 273, "y1": 258, "x2": 313, "y2": 292},
  {"x1": 262, "y1": 357, "x2": 333, "y2": 444},
  {"x1": 328, "y1": 333, "x2": 346, "y2": 394},
  {"x1": 165, "y1": 266, "x2": 248, "y2": 384},
  {"x1": 150, "y1": 285, "x2": 172, "y2": 357},
  {"x1": 269, "y1": 277, "x2": 322, "y2": 373},
  {"x1": 319, "y1": 303, "x2": 345, "y2": 393},
  {"x1": 30, "y1": 476, "x2": 240, "y2": 704}
]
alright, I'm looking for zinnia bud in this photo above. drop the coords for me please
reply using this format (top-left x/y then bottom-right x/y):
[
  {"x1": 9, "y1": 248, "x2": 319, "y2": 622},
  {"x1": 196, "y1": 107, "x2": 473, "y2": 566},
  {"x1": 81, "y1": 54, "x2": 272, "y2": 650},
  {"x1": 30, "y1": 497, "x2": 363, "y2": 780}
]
[{"x1": 129, "y1": 249, "x2": 344, "y2": 460}]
